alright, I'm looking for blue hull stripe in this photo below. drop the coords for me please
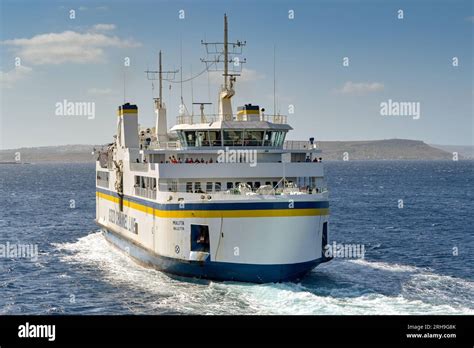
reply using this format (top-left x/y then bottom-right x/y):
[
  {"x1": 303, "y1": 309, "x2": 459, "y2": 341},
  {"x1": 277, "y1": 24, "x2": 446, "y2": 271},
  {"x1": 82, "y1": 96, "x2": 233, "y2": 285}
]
[
  {"x1": 103, "y1": 228, "x2": 325, "y2": 283},
  {"x1": 96, "y1": 187, "x2": 329, "y2": 211}
]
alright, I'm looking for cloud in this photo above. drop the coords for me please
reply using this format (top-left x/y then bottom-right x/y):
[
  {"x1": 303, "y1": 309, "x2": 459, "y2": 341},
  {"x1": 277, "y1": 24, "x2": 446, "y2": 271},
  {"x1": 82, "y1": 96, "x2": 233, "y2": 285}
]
[
  {"x1": 336, "y1": 81, "x2": 384, "y2": 95},
  {"x1": 92, "y1": 24, "x2": 116, "y2": 32},
  {"x1": 87, "y1": 87, "x2": 115, "y2": 96},
  {"x1": 0, "y1": 65, "x2": 32, "y2": 88},
  {"x1": 2, "y1": 30, "x2": 140, "y2": 65}
]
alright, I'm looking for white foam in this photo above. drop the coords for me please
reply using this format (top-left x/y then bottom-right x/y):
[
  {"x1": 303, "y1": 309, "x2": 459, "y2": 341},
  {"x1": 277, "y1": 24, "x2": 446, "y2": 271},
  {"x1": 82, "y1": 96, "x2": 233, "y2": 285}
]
[{"x1": 53, "y1": 232, "x2": 474, "y2": 315}]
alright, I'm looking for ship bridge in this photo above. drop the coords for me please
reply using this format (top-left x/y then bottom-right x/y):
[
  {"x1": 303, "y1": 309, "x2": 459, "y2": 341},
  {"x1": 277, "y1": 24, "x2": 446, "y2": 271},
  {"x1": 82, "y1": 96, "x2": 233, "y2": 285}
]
[{"x1": 170, "y1": 109, "x2": 291, "y2": 149}]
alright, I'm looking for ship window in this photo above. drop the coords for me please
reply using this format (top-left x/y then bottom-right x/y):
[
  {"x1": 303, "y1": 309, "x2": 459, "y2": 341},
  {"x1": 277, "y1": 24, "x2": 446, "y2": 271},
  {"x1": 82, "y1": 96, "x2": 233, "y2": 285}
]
[
  {"x1": 273, "y1": 181, "x2": 278, "y2": 188},
  {"x1": 215, "y1": 182, "x2": 221, "y2": 192},
  {"x1": 243, "y1": 131, "x2": 264, "y2": 146},
  {"x1": 196, "y1": 131, "x2": 210, "y2": 147},
  {"x1": 190, "y1": 225, "x2": 210, "y2": 253},
  {"x1": 177, "y1": 131, "x2": 186, "y2": 145},
  {"x1": 254, "y1": 181, "x2": 261, "y2": 189},
  {"x1": 206, "y1": 182, "x2": 213, "y2": 192},
  {"x1": 265, "y1": 181, "x2": 271, "y2": 186},
  {"x1": 223, "y1": 130, "x2": 243, "y2": 146},
  {"x1": 209, "y1": 131, "x2": 222, "y2": 146},
  {"x1": 263, "y1": 131, "x2": 273, "y2": 146},
  {"x1": 170, "y1": 181, "x2": 178, "y2": 192},
  {"x1": 226, "y1": 182, "x2": 233, "y2": 190},
  {"x1": 247, "y1": 182, "x2": 253, "y2": 188},
  {"x1": 186, "y1": 182, "x2": 193, "y2": 193},
  {"x1": 195, "y1": 182, "x2": 202, "y2": 193},
  {"x1": 185, "y1": 131, "x2": 196, "y2": 147},
  {"x1": 96, "y1": 171, "x2": 109, "y2": 188}
]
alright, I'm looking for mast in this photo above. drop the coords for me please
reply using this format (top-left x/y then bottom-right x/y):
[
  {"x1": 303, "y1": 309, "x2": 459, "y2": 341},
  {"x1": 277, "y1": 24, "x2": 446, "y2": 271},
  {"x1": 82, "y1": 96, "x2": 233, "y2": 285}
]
[
  {"x1": 145, "y1": 52, "x2": 178, "y2": 142},
  {"x1": 200, "y1": 14, "x2": 246, "y2": 122},
  {"x1": 273, "y1": 44, "x2": 276, "y2": 116},
  {"x1": 159, "y1": 50, "x2": 163, "y2": 108},
  {"x1": 224, "y1": 14, "x2": 228, "y2": 89}
]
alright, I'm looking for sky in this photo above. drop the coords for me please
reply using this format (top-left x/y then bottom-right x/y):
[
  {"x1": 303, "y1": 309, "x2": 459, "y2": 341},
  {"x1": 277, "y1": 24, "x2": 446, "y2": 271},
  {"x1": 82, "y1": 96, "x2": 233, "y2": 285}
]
[{"x1": 0, "y1": 0, "x2": 472, "y2": 149}]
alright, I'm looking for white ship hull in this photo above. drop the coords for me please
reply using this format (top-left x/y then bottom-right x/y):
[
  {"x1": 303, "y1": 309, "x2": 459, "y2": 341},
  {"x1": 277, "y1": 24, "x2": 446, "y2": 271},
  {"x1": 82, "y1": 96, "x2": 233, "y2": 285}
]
[{"x1": 96, "y1": 187, "x2": 330, "y2": 283}]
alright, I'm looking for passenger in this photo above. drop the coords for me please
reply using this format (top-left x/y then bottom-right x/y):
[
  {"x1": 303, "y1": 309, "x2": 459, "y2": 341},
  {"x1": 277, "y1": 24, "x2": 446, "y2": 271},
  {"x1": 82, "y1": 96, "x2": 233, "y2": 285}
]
[
  {"x1": 195, "y1": 158, "x2": 200, "y2": 163},
  {"x1": 178, "y1": 157, "x2": 182, "y2": 163},
  {"x1": 136, "y1": 159, "x2": 140, "y2": 163},
  {"x1": 209, "y1": 158, "x2": 213, "y2": 163},
  {"x1": 201, "y1": 158, "x2": 205, "y2": 163},
  {"x1": 319, "y1": 157, "x2": 322, "y2": 162},
  {"x1": 313, "y1": 158, "x2": 318, "y2": 162},
  {"x1": 305, "y1": 156, "x2": 310, "y2": 162}
]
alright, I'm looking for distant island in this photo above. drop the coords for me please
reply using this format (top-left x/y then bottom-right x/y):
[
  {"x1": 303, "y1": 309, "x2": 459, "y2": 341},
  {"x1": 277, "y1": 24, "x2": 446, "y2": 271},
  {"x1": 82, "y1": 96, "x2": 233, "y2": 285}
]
[{"x1": 0, "y1": 139, "x2": 471, "y2": 163}]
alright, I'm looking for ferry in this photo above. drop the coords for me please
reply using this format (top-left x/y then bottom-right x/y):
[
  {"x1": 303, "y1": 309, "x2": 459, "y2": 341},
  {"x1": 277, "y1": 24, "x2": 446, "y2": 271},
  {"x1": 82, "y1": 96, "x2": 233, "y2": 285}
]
[{"x1": 95, "y1": 15, "x2": 331, "y2": 283}]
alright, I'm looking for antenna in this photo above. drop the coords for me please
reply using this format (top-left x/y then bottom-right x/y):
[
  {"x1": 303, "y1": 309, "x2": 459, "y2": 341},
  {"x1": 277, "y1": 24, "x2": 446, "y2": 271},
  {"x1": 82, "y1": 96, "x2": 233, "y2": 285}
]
[
  {"x1": 200, "y1": 14, "x2": 247, "y2": 86},
  {"x1": 190, "y1": 65, "x2": 194, "y2": 116},
  {"x1": 273, "y1": 44, "x2": 276, "y2": 116},
  {"x1": 145, "y1": 50, "x2": 178, "y2": 108},
  {"x1": 123, "y1": 69, "x2": 126, "y2": 103},
  {"x1": 180, "y1": 36, "x2": 184, "y2": 110},
  {"x1": 224, "y1": 14, "x2": 228, "y2": 89},
  {"x1": 193, "y1": 102, "x2": 212, "y2": 123}
]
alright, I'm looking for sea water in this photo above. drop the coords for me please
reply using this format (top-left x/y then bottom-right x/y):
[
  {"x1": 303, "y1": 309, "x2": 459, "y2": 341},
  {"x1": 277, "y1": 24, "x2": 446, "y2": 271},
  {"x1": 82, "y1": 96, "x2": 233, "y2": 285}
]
[{"x1": 0, "y1": 161, "x2": 472, "y2": 314}]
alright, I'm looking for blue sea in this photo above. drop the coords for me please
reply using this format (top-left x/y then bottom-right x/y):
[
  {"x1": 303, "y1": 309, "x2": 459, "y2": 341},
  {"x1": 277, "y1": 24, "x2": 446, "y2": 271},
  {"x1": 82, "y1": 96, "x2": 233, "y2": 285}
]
[{"x1": 0, "y1": 161, "x2": 472, "y2": 314}]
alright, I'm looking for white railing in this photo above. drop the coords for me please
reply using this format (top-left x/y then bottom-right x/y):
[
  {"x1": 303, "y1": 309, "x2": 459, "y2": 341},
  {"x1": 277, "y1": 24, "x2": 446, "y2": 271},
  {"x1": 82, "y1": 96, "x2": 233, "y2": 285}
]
[
  {"x1": 261, "y1": 114, "x2": 288, "y2": 124},
  {"x1": 157, "y1": 183, "x2": 327, "y2": 196},
  {"x1": 176, "y1": 115, "x2": 220, "y2": 125},
  {"x1": 144, "y1": 141, "x2": 182, "y2": 150},
  {"x1": 284, "y1": 141, "x2": 318, "y2": 150},
  {"x1": 175, "y1": 114, "x2": 288, "y2": 125}
]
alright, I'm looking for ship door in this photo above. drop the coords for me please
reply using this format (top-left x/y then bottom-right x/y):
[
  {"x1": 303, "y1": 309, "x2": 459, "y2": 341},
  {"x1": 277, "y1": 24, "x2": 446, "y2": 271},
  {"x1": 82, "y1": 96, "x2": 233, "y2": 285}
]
[{"x1": 191, "y1": 224, "x2": 210, "y2": 253}]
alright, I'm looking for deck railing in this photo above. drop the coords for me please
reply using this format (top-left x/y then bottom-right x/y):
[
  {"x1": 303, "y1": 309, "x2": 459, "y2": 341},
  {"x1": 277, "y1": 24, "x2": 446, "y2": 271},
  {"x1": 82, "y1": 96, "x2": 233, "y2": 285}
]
[
  {"x1": 175, "y1": 114, "x2": 288, "y2": 125},
  {"x1": 283, "y1": 141, "x2": 318, "y2": 150}
]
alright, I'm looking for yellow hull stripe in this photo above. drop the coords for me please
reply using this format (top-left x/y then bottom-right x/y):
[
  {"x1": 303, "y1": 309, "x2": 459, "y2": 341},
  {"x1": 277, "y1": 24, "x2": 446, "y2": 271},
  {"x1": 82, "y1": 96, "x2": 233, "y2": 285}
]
[{"x1": 96, "y1": 191, "x2": 328, "y2": 218}]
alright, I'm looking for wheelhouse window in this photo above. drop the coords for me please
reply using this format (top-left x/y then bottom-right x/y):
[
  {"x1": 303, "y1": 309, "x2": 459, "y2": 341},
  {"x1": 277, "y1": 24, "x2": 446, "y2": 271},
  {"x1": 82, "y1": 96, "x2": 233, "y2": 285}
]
[
  {"x1": 209, "y1": 131, "x2": 222, "y2": 146},
  {"x1": 243, "y1": 131, "x2": 264, "y2": 146},
  {"x1": 195, "y1": 131, "x2": 210, "y2": 147},
  {"x1": 263, "y1": 131, "x2": 286, "y2": 147},
  {"x1": 223, "y1": 130, "x2": 243, "y2": 146},
  {"x1": 185, "y1": 131, "x2": 196, "y2": 147}
]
